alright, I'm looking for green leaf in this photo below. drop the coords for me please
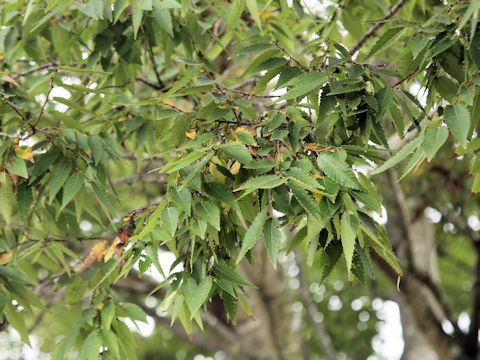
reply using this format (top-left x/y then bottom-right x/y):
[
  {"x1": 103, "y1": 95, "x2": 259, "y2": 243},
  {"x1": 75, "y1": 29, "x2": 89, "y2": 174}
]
[
  {"x1": 246, "y1": 0, "x2": 261, "y2": 29},
  {"x1": 204, "y1": 182, "x2": 240, "y2": 211},
  {"x1": 276, "y1": 77, "x2": 328, "y2": 102},
  {"x1": 316, "y1": 153, "x2": 361, "y2": 189},
  {"x1": 161, "y1": 207, "x2": 179, "y2": 236},
  {"x1": 376, "y1": 87, "x2": 394, "y2": 119},
  {"x1": 212, "y1": 263, "x2": 255, "y2": 287},
  {"x1": 196, "y1": 201, "x2": 220, "y2": 231},
  {"x1": 121, "y1": 303, "x2": 147, "y2": 322},
  {"x1": 227, "y1": 0, "x2": 244, "y2": 33},
  {"x1": 444, "y1": 104, "x2": 471, "y2": 147},
  {"x1": 55, "y1": 320, "x2": 82, "y2": 360},
  {"x1": 387, "y1": 104, "x2": 404, "y2": 138},
  {"x1": 183, "y1": 276, "x2": 212, "y2": 318},
  {"x1": 220, "y1": 143, "x2": 253, "y2": 164},
  {"x1": 49, "y1": 161, "x2": 72, "y2": 203},
  {"x1": 263, "y1": 218, "x2": 282, "y2": 268},
  {"x1": 4, "y1": 303, "x2": 31, "y2": 346},
  {"x1": 91, "y1": 182, "x2": 117, "y2": 216},
  {"x1": 6, "y1": 157, "x2": 28, "y2": 178},
  {"x1": 289, "y1": 182, "x2": 324, "y2": 225},
  {"x1": 235, "y1": 175, "x2": 286, "y2": 198},
  {"x1": 100, "y1": 329, "x2": 120, "y2": 355},
  {"x1": 340, "y1": 213, "x2": 356, "y2": 273},
  {"x1": 161, "y1": 151, "x2": 204, "y2": 173},
  {"x1": 17, "y1": 183, "x2": 33, "y2": 222},
  {"x1": 61, "y1": 172, "x2": 84, "y2": 209},
  {"x1": 168, "y1": 187, "x2": 192, "y2": 215},
  {"x1": 364, "y1": 27, "x2": 404, "y2": 60},
  {"x1": 286, "y1": 167, "x2": 324, "y2": 193},
  {"x1": 101, "y1": 301, "x2": 115, "y2": 330},
  {"x1": 88, "y1": 135, "x2": 105, "y2": 166},
  {"x1": 470, "y1": 28, "x2": 480, "y2": 69},
  {"x1": 370, "y1": 137, "x2": 423, "y2": 175},
  {"x1": 0, "y1": 173, "x2": 14, "y2": 225},
  {"x1": 78, "y1": 331, "x2": 101, "y2": 360},
  {"x1": 423, "y1": 126, "x2": 449, "y2": 161},
  {"x1": 237, "y1": 211, "x2": 268, "y2": 263}
]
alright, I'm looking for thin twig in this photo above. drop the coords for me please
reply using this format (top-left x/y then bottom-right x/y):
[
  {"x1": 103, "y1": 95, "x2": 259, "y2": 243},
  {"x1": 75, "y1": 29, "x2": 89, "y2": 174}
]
[
  {"x1": 136, "y1": 77, "x2": 164, "y2": 90},
  {"x1": 350, "y1": 0, "x2": 411, "y2": 56},
  {"x1": 392, "y1": 66, "x2": 420, "y2": 89},
  {"x1": 13, "y1": 62, "x2": 59, "y2": 78},
  {"x1": 31, "y1": 69, "x2": 58, "y2": 131},
  {"x1": 273, "y1": 41, "x2": 309, "y2": 72}
]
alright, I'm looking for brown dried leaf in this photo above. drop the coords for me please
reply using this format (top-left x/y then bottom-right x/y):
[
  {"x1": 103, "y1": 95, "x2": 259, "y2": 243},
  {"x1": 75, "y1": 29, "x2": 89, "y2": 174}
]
[{"x1": 76, "y1": 240, "x2": 108, "y2": 274}]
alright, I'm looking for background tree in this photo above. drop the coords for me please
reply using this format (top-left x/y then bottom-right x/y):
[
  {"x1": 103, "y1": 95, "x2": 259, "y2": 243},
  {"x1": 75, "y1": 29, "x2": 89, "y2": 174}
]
[{"x1": 0, "y1": 0, "x2": 479, "y2": 359}]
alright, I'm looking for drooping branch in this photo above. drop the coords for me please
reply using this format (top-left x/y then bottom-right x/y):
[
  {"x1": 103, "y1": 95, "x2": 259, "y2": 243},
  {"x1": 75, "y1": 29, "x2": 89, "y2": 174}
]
[{"x1": 349, "y1": 0, "x2": 411, "y2": 56}]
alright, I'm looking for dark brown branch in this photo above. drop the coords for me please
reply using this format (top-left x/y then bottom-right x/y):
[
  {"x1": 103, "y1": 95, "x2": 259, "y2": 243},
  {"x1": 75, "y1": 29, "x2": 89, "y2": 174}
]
[
  {"x1": 136, "y1": 77, "x2": 164, "y2": 90},
  {"x1": 349, "y1": 0, "x2": 411, "y2": 56},
  {"x1": 392, "y1": 66, "x2": 420, "y2": 89},
  {"x1": 31, "y1": 69, "x2": 58, "y2": 131},
  {"x1": 273, "y1": 41, "x2": 309, "y2": 72}
]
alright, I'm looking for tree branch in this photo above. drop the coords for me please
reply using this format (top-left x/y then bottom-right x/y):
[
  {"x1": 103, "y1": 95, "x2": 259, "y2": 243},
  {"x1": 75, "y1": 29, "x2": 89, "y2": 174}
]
[
  {"x1": 349, "y1": 0, "x2": 411, "y2": 56},
  {"x1": 111, "y1": 173, "x2": 168, "y2": 186},
  {"x1": 295, "y1": 252, "x2": 337, "y2": 360}
]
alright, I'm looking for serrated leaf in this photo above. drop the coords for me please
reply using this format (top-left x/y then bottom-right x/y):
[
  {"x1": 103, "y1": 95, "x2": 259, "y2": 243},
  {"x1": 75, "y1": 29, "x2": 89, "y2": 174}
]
[
  {"x1": 387, "y1": 104, "x2": 404, "y2": 138},
  {"x1": 276, "y1": 77, "x2": 328, "y2": 102},
  {"x1": 169, "y1": 187, "x2": 192, "y2": 215},
  {"x1": 16, "y1": 183, "x2": 32, "y2": 222},
  {"x1": 237, "y1": 211, "x2": 267, "y2": 263},
  {"x1": 289, "y1": 182, "x2": 324, "y2": 225},
  {"x1": 88, "y1": 135, "x2": 105, "y2": 166},
  {"x1": 183, "y1": 277, "x2": 212, "y2": 318},
  {"x1": 6, "y1": 157, "x2": 28, "y2": 178},
  {"x1": 246, "y1": 0, "x2": 261, "y2": 29},
  {"x1": 444, "y1": 104, "x2": 470, "y2": 147},
  {"x1": 161, "y1": 207, "x2": 179, "y2": 236},
  {"x1": 364, "y1": 27, "x2": 404, "y2": 60},
  {"x1": 204, "y1": 182, "x2": 240, "y2": 211},
  {"x1": 221, "y1": 143, "x2": 253, "y2": 164},
  {"x1": 49, "y1": 161, "x2": 72, "y2": 203},
  {"x1": 370, "y1": 137, "x2": 423, "y2": 175},
  {"x1": 121, "y1": 303, "x2": 147, "y2": 322},
  {"x1": 196, "y1": 201, "x2": 220, "y2": 231},
  {"x1": 263, "y1": 218, "x2": 281, "y2": 268},
  {"x1": 78, "y1": 331, "x2": 101, "y2": 360},
  {"x1": 235, "y1": 175, "x2": 285, "y2": 198},
  {"x1": 212, "y1": 263, "x2": 255, "y2": 287},
  {"x1": 227, "y1": 0, "x2": 244, "y2": 32},
  {"x1": 55, "y1": 320, "x2": 82, "y2": 360},
  {"x1": 341, "y1": 213, "x2": 356, "y2": 273},
  {"x1": 4, "y1": 303, "x2": 31, "y2": 346},
  {"x1": 316, "y1": 153, "x2": 361, "y2": 189},
  {"x1": 286, "y1": 167, "x2": 324, "y2": 193},
  {"x1": 101, "y1": 301, "x2": 115, "y2": 330},
  {"x1": 61, "y1": 172, "x2": 84, "y2": 209},
  {"x1": 423, "y1": 126, "x2": 448, "y2": 161},
  {"x1": 100, "y1": 329, "x2": 119, "y2": 355},
  {"x1": 161, "y1": 151, "x2": 204, "y2": 173}
]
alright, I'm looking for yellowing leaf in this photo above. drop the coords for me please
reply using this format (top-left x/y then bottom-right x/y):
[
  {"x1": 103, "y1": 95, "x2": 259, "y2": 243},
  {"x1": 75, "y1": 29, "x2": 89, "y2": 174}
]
[
  {"x1": 186, "y1": 131, "x2": 196, "y2": 139},
  {"x1": 260, "y1": 10, "x2": 275, "y2": 20},
  {"x1": 0, "y1": 252, "x2": 13, "y2": 264},
  {"x1": 209, "y1": 156, "x2": 226, "y2": 184},
  {"x1": 230, "y1": 161, "x2": 241, "y2": 175},
  {"x1": 15, "y1": 146, "x2": 34, "y2": 163},
  {"x1": 123, "y1": 217, "x2": 131, "y2": 222},
  {"x1": 76, "y1": 240, "x2": 108, "y2": 274},
  {"x1": 314, "y1": 193, "x2": 324, "y2": 202}
]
